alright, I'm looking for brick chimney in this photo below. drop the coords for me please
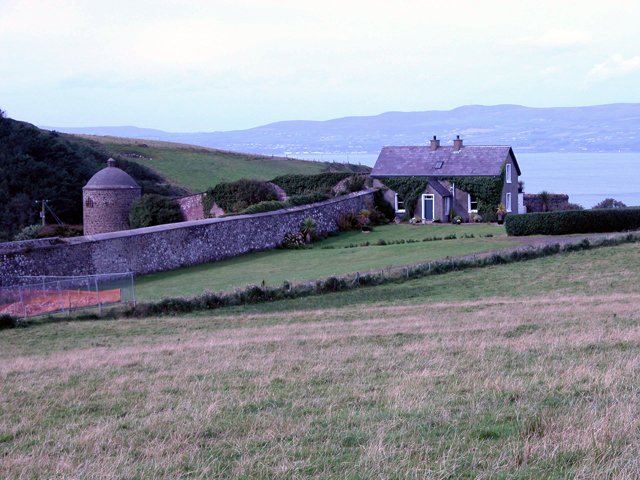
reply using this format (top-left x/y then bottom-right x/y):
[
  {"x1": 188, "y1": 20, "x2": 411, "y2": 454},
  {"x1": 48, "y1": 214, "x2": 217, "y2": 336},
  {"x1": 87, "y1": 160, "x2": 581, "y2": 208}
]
[
  {"x1": 430, "y1": 135, "x2": 440, "y2": 152},
  {"x1": 453, "y1": 135, "x2": 463, "y2": 152}
]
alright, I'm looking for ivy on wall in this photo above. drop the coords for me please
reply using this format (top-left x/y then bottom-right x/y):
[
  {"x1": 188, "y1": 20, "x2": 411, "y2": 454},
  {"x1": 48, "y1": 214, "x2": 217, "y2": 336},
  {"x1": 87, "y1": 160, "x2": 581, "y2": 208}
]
[
  {"x1": 442, "y1": 168, "x2": 504, "y2": 220},
  {"x1": 375, "y1": 177, "x2": 431, "y2": 219},
  {"x1": 378, "y1": 163, "x2": 505, "y2": 221}
]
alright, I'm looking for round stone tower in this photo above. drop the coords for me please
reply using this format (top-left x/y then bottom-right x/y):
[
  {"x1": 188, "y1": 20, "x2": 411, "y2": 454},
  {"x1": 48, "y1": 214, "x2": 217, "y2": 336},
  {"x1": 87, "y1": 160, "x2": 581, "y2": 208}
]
[{"x1": 83, "y1": 158, "x2": 141, "y2": 235}]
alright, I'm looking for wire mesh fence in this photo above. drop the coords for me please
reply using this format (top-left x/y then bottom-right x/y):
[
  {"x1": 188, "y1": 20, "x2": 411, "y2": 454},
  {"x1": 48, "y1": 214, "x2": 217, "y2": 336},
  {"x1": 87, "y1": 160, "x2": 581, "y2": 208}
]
[{"x1": 0, "y1": 273, "x2": 135, "y2": 318}]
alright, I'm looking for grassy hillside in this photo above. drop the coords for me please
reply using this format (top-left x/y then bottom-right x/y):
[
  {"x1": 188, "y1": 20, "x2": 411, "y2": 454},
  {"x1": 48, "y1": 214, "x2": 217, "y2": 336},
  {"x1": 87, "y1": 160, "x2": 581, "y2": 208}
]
[
  {"x1": 2, "y1": 242, "x2": 640, "y2": 478},
  {"x1": 71, "y1": 135, "x2": 370, "y2": 193}
]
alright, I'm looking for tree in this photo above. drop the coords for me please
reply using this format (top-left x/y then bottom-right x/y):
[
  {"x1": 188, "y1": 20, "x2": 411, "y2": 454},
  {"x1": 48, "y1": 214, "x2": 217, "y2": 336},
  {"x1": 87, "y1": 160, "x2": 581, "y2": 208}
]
[
  {"x1": 593, "y1": 198, "x2": 626, "y2": 209},
  {"x1": 300, "y1": 217, "x2": 317, "y2": 244},
  {"x1": 129, "y1": 194, "x2": 183, "y2": 229},
  {"x1": 538, "y1": 191, "x2": 551, "y2": 212}
]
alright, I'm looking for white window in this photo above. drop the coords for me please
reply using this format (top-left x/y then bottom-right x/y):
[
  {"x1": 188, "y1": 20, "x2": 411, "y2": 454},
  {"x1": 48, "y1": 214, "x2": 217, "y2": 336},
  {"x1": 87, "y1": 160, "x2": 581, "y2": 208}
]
[
  {"x1": 506, "y1": 193, "x2": 512, "y2": 212},
  {"x1": 505, "y1": 163, "x2": 512, "y2": 183},
  {"x1": 468, "y1": 194, "x2": 478, "y2": 213},
  {"x1": 394, "y1": 193, "x2": 405, "y2": 214}
]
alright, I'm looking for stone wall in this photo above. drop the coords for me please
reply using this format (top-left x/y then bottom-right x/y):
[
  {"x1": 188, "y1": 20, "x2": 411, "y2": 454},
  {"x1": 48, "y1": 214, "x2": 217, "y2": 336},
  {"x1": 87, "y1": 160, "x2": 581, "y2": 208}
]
[
  {"x1": 175, "y1": 193, "x2": 206, "y2": 221},
  {"x1": 523, "y1": 194, "x2": 570, "y2": 213},
  {"x1": 0, "y1": 189, "x2": 375, "y2": 280}
]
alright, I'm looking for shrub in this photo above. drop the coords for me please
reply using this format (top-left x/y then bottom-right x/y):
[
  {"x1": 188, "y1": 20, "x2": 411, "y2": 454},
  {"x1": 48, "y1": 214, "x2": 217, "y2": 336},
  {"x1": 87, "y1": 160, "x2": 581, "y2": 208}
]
[
  {"x1": 280, "y1": 232, "x2": 306, "y2": 248},
  {"x1": 13, "y1": 224, "x2": 42, "y2": 241},
  {"x1": 373, "y1": 190, "x2": 395, "y2": 222},
  {"x1": 344, "y1": 175, "x2": 366, "y2": 193},
  {"x1": 0, "y1": 314, "x2": 16, "y2": 330},
  {"x1": 204, "y1": 179, "x2": 278, "y2": 214},
  {"x1": 129, "y1": 194, "x2": 183, "y2": 229},
  {"x1": 37, "y1": 224, "x2": 83, "y2": 238},
  {"x1": 337, "y1": 212, "x2": 359, "y2": 231},
  {"x1": 556, "y1": 202, "x2": 584, "y2": 211},
  {"x1": 271, "y1": 173, "x2": 353, "y2": 196},
  {"x1": 285, "y1": 192, "x2": 330, "y2": 207},
  {"x1": 505, "y1": 207, "x2": 640, "y2": 236},
  {"x1": 593, "y1": 198, "x2": 627, "y2": 209},
  {"x1": 241, "y1": 201, "x2": 286, "y2": 215}
]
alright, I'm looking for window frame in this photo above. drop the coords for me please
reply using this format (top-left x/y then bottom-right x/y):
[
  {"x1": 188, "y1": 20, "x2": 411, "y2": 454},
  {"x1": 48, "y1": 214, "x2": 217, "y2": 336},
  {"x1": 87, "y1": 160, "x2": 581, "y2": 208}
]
[
  {"x1": 468, "y1": 194, "x2": 478, "y2": 213},
  {"x1": 394, "y1": 193, "x2": 405, "y2": 214},
  {"x1": 505, "y1": 163, "x2": 512, "y2": 183},
  {"x1": 506, "y1": 192, "x2": 512, "y2": 212}
]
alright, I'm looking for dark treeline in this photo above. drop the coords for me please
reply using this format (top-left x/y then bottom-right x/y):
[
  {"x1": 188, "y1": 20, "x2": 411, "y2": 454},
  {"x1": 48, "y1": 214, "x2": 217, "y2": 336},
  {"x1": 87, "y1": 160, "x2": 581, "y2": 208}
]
[{"x1": 0, "y1": 110, "x2": 183, "y2": 241}]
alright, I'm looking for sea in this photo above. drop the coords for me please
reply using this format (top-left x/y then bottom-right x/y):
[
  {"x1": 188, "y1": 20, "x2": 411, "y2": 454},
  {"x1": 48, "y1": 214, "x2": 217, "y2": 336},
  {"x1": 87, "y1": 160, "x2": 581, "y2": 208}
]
[{"x1": 295, "y1": 152, "x2": 640, "y2": 209}]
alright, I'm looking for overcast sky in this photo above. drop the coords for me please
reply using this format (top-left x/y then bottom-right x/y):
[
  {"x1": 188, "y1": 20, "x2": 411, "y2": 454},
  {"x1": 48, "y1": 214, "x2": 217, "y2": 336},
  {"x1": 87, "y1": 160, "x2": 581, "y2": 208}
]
[{"x1": 2, "y1": 0, "x2": 640, "y2": 132}]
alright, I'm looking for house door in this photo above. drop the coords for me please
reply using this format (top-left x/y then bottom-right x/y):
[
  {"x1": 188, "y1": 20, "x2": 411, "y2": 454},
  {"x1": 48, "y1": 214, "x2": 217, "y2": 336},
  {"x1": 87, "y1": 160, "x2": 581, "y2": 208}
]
[{"x1": 422, "y1": 194, "x2": 434, "y2": 221}]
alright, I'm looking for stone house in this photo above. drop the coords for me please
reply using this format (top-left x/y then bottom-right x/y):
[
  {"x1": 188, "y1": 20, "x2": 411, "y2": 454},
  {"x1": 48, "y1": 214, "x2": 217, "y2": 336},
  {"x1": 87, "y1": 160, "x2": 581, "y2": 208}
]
[{"x1": 370, "y1": 136, "x2": 522, "y2": 222}]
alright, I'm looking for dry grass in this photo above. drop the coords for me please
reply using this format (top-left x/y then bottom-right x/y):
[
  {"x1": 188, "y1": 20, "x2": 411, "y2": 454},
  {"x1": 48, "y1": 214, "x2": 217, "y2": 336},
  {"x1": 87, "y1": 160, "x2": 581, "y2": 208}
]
[{"x1": 2, "y1": 245, "x2": 640, "y2": 478}]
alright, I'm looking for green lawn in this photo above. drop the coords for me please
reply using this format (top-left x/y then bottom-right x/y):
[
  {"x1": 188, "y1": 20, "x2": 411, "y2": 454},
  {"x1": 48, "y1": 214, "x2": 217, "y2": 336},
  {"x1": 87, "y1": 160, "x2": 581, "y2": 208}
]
[
  {"x1": 134, "y1": 223, "x2": 517, "y2": 300},
  {"x1": 72, "y1": 135, "x2": 367, "y2": 192},
  {"x1": 3, "y1": 242, "x2": 640, "y2": 478}
]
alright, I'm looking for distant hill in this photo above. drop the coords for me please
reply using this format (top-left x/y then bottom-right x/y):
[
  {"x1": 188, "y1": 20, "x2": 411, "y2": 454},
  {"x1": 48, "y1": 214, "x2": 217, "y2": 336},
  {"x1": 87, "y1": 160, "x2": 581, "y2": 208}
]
[
  {"x1": 71, "y1": 135, "x2": 370, "y2": 193},
  {"x1": 44, "y1": 103, "x2": 640, "y2": 154}
]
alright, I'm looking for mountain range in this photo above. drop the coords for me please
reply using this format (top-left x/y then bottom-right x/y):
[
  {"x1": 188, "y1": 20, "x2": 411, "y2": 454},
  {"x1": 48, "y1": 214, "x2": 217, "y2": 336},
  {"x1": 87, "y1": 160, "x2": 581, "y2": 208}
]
[{"x1": 42, "y1": 103, "x2": 640, "y2": 155}]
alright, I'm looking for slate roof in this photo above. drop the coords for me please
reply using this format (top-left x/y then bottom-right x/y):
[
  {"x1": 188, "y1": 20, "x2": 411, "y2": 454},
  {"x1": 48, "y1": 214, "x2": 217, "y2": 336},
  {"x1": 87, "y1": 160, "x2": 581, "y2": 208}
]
[
  {"x1": 371, "y1": 145, "x2": 521, "y2": 178},
  {"x1": 428, "y1": 179, "x2": 452, "y2": 197},
  {"x1": 84, "y1": 159, "x2": 141, "y2": 190}
]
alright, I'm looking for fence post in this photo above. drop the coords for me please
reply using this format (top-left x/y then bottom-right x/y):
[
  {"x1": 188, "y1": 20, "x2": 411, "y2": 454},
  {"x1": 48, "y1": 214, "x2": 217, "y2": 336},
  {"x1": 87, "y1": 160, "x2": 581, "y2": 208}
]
[
  {"x1": 18, "y1": 286, "x2": 27, "y2": 319},
  {"x1": 130, "y1": 272, "x2": 136, "y2": 307},
  {"x1": 56, "y1": 281, "x2": 65, "y2": 314},
  {"x1": 95, "y1": 277, "x2": 102, "y2": 316}
]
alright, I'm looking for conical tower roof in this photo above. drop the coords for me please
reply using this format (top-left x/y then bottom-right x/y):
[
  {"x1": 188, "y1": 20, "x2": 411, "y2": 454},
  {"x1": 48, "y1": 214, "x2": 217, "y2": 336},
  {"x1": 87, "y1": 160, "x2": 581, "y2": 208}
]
[{"x1": 83, "y1": 158, "x2": 140, "y2": 190}]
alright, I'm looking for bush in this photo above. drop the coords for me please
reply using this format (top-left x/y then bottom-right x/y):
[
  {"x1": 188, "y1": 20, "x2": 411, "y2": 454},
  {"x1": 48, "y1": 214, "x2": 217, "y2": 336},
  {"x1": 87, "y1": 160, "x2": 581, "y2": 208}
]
[
  {"x1": 37, "y1": 224, "x2": 83, "y2": 238},
  {"x1": 593, "y1": 198, "x2": 627, "y2": 209},
  {"x1": 505, "y1": 207, "x2": 640, "y2": 236},
  {"x1": 271, "y1": 173, "x2": 353, "y2": 196},
  {"x1": 556, "y1": 202, "x2": 584, "y2": 211},
  {"x1": 285, "y1": 192, "x2": 330, "y2": 207},
  {"x1": 337, "y1": 212, "x2": 360, "y2": 231},
  {"x1": 204, "y1": 179, "x2": 279, "y2": 214},
  {"x1": 0, "y1": 314, "x2": 16, "y2": 330},
  {"x1": 280, "y1": 232, "x2": 306, "y2": 248},
  {"x1": 241, "y1": 201, "x2": 286, "y2": 215},
  {"x1": 129, "y1": 194, "x2": 183, "y2": 229},
  {"x1": 344, "y1": 175, "x2": 366, "y2": 193},
  {"x1": 13, "y1": 224, "x2": 42, "y2": 241}
]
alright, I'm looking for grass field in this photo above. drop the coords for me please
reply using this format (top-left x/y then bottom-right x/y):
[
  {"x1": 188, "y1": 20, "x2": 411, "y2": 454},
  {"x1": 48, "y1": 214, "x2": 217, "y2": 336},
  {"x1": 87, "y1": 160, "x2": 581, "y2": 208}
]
[
  {"x1": 71, "y1": 135, "x2": 368, "y2": 193},
  {"x1": 2, "y1": 241, "x2": 640, "y2": 478},
  {"x1": 134, "y1": 223, "x2": 520, "y2": 300}
]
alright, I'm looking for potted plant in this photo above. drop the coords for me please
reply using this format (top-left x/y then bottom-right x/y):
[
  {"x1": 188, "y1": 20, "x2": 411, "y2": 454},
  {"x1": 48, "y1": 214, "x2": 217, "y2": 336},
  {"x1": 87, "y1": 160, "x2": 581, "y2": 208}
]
[
  {"x1": 453, "y1": 215, "x2": 463, "y2": 225},
  {"x1": 496, "y1": 203, "x2": 507, "y2": 224},
  {"x1": 433, "y1": 217, "x2": 441, "y2": 223},
  {"x1": 448, "y1": 208, "x2": 455, "y2": 223}
]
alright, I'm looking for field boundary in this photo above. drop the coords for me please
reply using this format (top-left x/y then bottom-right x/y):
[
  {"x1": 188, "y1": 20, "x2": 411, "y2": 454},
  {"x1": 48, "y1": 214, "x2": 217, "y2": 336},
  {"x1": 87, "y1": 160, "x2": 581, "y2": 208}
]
[{"x1": 119, "y1": 230, "x2": 639, "y2": 318}]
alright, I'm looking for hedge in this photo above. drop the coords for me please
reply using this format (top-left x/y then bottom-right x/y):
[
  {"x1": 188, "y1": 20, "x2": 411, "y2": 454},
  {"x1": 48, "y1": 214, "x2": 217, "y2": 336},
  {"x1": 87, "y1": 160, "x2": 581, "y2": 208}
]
[
  {"x1": 505, "y1": 207, "x2": 640, "y2": 236},
  {"x1": 203, "y1": 179, "x2": 278, "y2": 215},
  {"x1": 271, "y1": 173, "x2": 353, "y2": 196}
]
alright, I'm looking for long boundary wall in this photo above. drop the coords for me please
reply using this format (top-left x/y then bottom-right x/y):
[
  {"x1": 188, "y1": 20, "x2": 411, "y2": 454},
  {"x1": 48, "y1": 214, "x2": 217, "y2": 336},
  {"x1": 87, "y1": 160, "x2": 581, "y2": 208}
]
[{"x1": 0, "y1": 189, "x2": 375, "y2": 280}]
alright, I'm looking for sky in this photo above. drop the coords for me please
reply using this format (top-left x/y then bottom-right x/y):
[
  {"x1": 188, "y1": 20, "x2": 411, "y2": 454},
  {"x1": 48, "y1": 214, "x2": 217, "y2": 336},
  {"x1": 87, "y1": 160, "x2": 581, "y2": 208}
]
[{"x1": 2, "y1": 0, "x2": 640, "y2": 132}]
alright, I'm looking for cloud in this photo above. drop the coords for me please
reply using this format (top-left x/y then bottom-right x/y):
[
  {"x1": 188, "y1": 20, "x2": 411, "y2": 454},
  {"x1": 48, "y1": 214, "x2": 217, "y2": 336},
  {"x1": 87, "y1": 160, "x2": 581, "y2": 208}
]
[
  {"x1": 505, "y1": 29, "x2": 592, "y2": 51},
  {"x1": 541, "y1": 66, "x2": 561, "y2": 76},
  {"x1": 587, "y1": 54, "x2": 640, "y2": 81}
]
